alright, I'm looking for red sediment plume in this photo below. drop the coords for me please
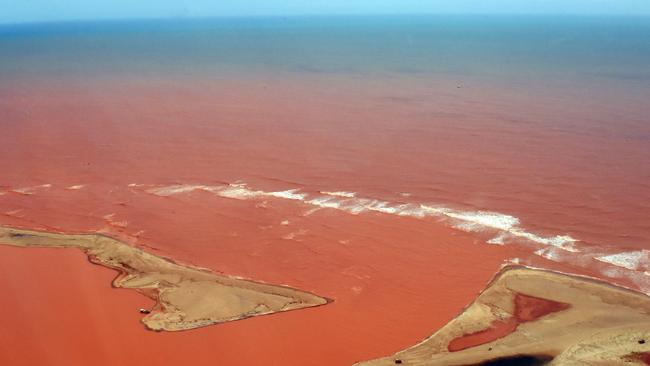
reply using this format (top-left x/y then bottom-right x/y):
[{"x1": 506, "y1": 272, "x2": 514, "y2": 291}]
[
  {"x1": 1, "y1": 75, "x2": 646, "y2": 365},
  {"x1": 448, "y1": 293, "x2": 571, "y2": 352}
]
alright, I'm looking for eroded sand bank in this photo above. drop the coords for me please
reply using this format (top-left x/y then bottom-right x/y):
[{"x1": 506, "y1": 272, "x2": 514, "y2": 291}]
[
  {"x1": 357, "y1": 266, "x2": 650, "y2": 365},
  {"x1": 0, "y1": 226, "x2": 328, "y2": 331}
]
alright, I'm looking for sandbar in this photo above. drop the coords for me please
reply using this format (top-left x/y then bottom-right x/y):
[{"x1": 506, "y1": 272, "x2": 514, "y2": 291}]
[{"x1": 0, "y1": 225, "x2": 329, "y2": 331}]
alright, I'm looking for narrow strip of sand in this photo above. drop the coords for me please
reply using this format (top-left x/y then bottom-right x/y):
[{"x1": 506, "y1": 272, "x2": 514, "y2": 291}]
[
  {"x1": 0, "y1": 226, "x2": 329, "y2": 331},
  {"x1": 356, "y1": 266, "x2": 650, "y2": 365}
]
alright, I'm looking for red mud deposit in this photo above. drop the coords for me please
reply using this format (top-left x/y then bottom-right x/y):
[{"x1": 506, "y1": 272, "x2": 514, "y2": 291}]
[
  {"x1": 514, "y1": 293, "x2": 571, "y2": 322},
  {"x1": 447, "y1": 318, "x2": 519, "y2": 353},
  {"x1": 626, "y1": 352, "x2": 650, "y2": 366},
  {"x1": 448, "y1": 293, "x2": 571, "y2": 352},
  {"x1": 640, "y1": 352, "x2": 650, "y2": 365}
]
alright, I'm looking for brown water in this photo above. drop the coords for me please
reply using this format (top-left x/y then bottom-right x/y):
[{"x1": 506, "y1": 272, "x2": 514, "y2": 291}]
[{"x1": 1, "y1": 16, "x2": 649, "y2": 366}]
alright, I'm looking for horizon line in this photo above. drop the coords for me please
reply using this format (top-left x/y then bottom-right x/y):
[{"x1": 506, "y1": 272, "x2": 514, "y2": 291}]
[{"x1": 2, "y1": 11, "x2": 650, "y2": 27}]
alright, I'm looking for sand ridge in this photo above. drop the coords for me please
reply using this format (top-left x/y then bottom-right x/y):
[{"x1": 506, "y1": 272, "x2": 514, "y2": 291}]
[
  {"x1": 356, "y1": 266, "x2": 650, "y2": 365},
  {"x1": 0, "y1": 225, "x2": 329, "y2": 331}
]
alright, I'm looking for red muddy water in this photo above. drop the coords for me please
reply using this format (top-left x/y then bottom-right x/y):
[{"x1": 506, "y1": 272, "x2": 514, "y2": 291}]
[
  {"x1": 447, "y1": 293, "x2": 571, "y2": 352},
  {"x1": 0, "y1": 72, "x2": 649, "y2": 365}
]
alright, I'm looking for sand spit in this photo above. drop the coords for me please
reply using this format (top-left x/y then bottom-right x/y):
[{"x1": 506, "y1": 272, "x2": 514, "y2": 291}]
[
  {"x1": 0, "y1": 226, "x2": 328, "y2": 332},
  {"x1": 356, "y1": 266, "x2": 650, "y2": 366}
]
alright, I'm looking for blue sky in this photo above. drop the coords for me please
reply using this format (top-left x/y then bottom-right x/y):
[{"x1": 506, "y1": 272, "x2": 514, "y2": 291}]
[{"x1": 2, "y1": 0, "x2": 650, "y2": 24}]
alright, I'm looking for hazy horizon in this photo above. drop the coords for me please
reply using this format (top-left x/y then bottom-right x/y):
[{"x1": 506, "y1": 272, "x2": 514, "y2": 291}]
[{"x1": 2, "y1": 0, "x2": 650, "y2": 25}]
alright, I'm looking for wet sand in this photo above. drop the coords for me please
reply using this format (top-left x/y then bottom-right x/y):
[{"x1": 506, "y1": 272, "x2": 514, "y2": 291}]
[{"x1": 357, "y1": 266, "x2": 650, "y2": 365}]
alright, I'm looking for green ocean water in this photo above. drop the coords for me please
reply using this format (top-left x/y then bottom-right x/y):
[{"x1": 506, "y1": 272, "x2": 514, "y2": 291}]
[{"x1": 1, "y1": 15, "x2": 649, "y2": 82}]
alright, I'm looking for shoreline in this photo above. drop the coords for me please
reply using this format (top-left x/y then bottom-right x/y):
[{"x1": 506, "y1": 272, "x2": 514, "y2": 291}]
[
  {"x1": 357, "y1": 266, "x2": 650, "y2": 365},
  {"x1": 0, "y1": 225, "x2": 329, "y2": 331},
  {"x1": 2, "y1": 223, "x2": 649, "y2": 364}
]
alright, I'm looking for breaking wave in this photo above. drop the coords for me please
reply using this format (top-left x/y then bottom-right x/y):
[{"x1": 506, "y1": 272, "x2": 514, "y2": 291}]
[
  {"x1": 595, "y1": 250, "x2": 649, "y2": 271},
  {"x1": 146, "y1": 182, "x2": 578, "y2": 251},
  {"x1": 142, "y1": 182, "x2": 650, "y2": 293}
]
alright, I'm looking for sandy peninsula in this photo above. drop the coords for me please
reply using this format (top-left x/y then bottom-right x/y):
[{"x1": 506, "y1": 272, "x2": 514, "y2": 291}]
[
  {"x1": 356, "y1": 266, "x2": 650, "y2": 365},
  {"x1": 0, "y1": 226, "x2": 329, "y2": 331}
]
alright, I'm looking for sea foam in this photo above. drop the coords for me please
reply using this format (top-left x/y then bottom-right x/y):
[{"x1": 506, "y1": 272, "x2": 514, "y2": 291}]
[
  {"x1": 146, "y1": 182, "x2": 578, "y2": 251},
  {"x1": 140, "y1": 181, "x2": 649, "y2": 291},
  {"x1": 321, "y1": 191, "x2": 356, "y2": 198},
  {"x1": 11, "y1": 184, "x2": 52, "y2": 195},
  {"x1": 595, "y1": 250, "x2": 649, "y2": 271}
]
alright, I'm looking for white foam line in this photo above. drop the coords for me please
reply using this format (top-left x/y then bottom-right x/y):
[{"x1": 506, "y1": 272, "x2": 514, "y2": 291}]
[
  {"x1": 487, "y1": 232, "x2": 508, "y2": 245},
  {"x1": 321, "y1": 191, "x2": 356, "y2": 198},
  {"x1": 420, "y1": 205, "x2": 578, "y2": 252},
  {"x1": 147, "y1": 184, "x2": 211, "y2": 196},
  {"x1": 147, "y1": 183, "x2": 307, "y2": 202},
  {"x1": 595, "y1": 250, "x2": 649, "y2": 271},
  {"x1": 267, "y1": 189, "x2": 308, "y2": 200},
  {"x1": 141, "y1": 181, "x2": 650, "y2": 290},
  {"x1": 145, "y1": 182, "x2": 579, "y2": 252},
  {"x1": 422, "y1": 206, "x2": 520, "y2": 231},
  {"x1": 11, "y1": 184, "x2": 52, "y2": 195},
  {"x1": 208, "y1": 184, "x2": 263, "y2": 199},
  {"x1": 128, "y1": 183, "x2": 148, "y2": 188},
  {"x1": 66, "y1": 185, "x2": 85, "y2": 190},
  {"x1": 534, "y1": 247, "x2": 563, "y2": 262},
  {"x1": 306, "y1": 196, "x2": 347, "y2": 210}
]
